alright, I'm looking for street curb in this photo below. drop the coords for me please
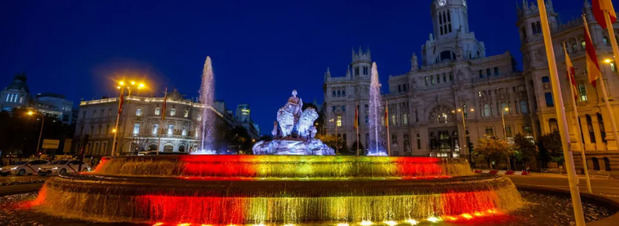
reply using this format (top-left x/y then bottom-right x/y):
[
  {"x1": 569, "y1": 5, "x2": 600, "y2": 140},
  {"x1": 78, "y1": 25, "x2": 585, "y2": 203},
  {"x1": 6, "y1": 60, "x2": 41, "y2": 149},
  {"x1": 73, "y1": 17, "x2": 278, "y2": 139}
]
[
  {"x1": 515, "y1": 184, "x2": 619, "y2": 226},
  {"x1": 474, "y1": 169, "x2": 529, "y2": 175}
]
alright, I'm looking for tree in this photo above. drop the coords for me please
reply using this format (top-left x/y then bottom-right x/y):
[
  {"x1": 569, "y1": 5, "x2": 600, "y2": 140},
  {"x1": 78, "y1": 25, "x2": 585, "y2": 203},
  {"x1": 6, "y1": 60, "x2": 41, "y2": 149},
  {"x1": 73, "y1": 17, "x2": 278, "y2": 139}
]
[
  {"x1": 512, "y1": 133, "x2": 538, "y2": 170},
  {"x1": 223, "y1": 126, "x2": 253, "y2": 154},
  {"x1": 315, "y1": 133, "x2": 345, "y2": 154},
  {"x1": 538, "y1": 131, "x2": 563, "y2": 168},
  {"x1": 474, "y1": 137, "x2": 513, "y2": 169}
]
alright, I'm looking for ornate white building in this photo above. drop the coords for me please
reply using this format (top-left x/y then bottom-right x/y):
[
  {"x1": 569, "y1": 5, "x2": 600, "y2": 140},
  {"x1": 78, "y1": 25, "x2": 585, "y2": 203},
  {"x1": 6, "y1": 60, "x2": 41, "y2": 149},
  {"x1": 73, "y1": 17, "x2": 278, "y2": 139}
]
[
  {"x1": 74, "y1": 90, "x2": 235, "y2": 156},
  {"x1": 324, "y1": 0, "x2": 619, "y2": 175}
]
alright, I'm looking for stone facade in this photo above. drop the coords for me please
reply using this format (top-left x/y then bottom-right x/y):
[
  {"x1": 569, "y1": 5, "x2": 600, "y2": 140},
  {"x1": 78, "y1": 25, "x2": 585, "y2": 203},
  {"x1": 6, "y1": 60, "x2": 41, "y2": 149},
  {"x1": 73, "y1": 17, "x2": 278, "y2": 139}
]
[
  {"x1": 325, "y1": 0, "x2": 532, "y2": 158},
  {"x1": 518, "y1": 0, "x2": 619, "y2": 174},
  {"x1": 74, "y1": 92, "x2": 235, "y2": 156},
  {"x1": 324, "y1": 0, "x2": 619, "y2": 174}
]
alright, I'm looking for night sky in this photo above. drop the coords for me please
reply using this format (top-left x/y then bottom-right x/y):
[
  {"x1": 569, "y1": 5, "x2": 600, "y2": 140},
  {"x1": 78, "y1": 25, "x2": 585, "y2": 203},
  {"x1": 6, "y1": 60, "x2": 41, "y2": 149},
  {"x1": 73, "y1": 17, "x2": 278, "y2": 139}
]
[{"x1": 1, "y1": 0, "x2": 585, "y2": 134}]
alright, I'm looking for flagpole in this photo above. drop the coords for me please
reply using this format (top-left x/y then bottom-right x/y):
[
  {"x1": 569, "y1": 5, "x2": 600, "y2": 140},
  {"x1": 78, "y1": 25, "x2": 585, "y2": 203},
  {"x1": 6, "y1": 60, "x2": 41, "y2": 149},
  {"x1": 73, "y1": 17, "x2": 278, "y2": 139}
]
[
  {"x1": 385, "y1": 100, "x2": 391, "y2": 156},
  {"x1": 585, "y1": 14, "x2": 619, "y2": 152},
  {"x1": 111, "y1": 88, "x2": 125, "y2": 157},
  {"x1": 356, "y1": 103, "x2": 360, "y2": 156},
  {"x1": 158, "y1": 88, "x2": 167, "y2": 156},
  {"x1": 564, "y1": 42, "x2": 593, "y2": 193},
  {"x1": 601, "y1": 10, "x2": 619, "y2": 151},
  {"x1": 538, "y1": 1, "x2": 585, "y2": 225},
  {"x1": 603, "y1": 7, "x2": 619, "y2": 70}
]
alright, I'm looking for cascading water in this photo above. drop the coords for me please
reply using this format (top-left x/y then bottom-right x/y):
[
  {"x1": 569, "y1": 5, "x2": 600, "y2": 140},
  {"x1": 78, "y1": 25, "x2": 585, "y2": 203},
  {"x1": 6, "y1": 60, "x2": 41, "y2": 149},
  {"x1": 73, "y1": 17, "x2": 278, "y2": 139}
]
[
  {"x1": 28, "y1": 156, "x2": 525, "y2": 225},
  {"x1": 367, "y1": 62, "x2": 387, "y2": 156},
  {"x1": 197, "y1": 56, "x2": 215, "y2": 154}
]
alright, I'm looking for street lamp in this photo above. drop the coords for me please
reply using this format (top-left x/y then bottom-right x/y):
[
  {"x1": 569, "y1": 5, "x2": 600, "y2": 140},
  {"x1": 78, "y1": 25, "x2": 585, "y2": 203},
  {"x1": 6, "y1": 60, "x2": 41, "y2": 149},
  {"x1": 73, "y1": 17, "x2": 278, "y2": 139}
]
[
  {"x1": 111, "y1": 79, "x2": 147, "y2": 157},
  {"x1": 26, "y1": 110, "x2": 45, "y2": 156},
  {"x1": 501, "y1": 106, "x2": 509, "y2": 138},
  {"x1": 453, "y1": 107, "x2": 474, "y2": 161}
]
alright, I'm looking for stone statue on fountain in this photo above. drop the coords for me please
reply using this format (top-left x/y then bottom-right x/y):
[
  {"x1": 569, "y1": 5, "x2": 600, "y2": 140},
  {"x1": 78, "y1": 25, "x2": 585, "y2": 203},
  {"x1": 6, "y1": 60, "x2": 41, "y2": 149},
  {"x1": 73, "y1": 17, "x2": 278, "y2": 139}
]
[{"x1": 253, "y1": 90, "x2": 335, "y2": 155}]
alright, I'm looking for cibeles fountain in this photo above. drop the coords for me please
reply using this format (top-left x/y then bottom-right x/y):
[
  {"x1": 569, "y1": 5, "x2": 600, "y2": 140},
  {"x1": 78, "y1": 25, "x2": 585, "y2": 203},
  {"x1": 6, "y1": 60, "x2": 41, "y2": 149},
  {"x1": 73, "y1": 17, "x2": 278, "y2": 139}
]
[
  {"x1": 16, "y1": 57, "x2": 532, "y2": 226},
  {"x1": 252, "y1": 89, "x2": 335, "y2": 155}
]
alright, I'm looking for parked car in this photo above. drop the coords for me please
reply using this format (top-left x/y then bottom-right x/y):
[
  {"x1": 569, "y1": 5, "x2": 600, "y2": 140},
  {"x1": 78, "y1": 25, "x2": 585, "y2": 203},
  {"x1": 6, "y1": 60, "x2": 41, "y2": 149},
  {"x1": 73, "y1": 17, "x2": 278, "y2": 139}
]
[
  {"x1": 0, "y1": 160, "x2": 49, "y2": 176},
  {"x1": 38, "y1": 160, "x2": 91, "y2": 176},
  {"x1": 137, "y1": 150, "x2": 158, "y2": 156}
]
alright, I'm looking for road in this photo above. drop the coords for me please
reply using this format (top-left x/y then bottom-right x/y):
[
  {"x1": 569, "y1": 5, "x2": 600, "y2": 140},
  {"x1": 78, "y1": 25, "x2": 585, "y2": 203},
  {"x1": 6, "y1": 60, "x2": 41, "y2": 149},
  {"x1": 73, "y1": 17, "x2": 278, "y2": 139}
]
[{"x1": 509, "y1": 173, "x2": 619, "y2": 202}]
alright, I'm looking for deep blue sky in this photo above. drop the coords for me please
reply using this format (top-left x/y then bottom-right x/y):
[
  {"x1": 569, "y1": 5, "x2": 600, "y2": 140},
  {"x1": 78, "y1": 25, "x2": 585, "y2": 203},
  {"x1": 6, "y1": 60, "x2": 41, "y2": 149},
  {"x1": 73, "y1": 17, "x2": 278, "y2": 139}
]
[{"x1": 1, "y1": 0, "x2": 585, "y2": 134}]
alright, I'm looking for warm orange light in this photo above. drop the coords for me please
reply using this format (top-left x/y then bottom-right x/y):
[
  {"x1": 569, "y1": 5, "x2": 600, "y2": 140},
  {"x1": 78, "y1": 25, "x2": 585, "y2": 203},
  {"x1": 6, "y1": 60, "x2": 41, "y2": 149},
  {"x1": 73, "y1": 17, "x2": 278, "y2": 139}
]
[
  {"x1": 470, "y1": 108, "x2": 475, "y2": 112},
  {"x1": 604, "y1": 58, "x2": 613, "y2": 64},
  {"x1": 112, "y1": 128, "x2": 117, "y2": 133},
  {"x1": 26, "y1": 110, "x2": 35, "y2": 116},
  {"x1": 119, "y1": 81, "x2": 125, "y2": 86},
  {"x1": 138, "y1": 83, "x2": 145, "y2": 89},
  {"x1": 504, "y1": 107, "x2": 509, "y2": 112},
  {"x1": 457, "y1": 108, "x2": 462, "y2": 112},
  {"x1": 130, "y1": 81, "x2": 136, "y2": 85},
  {"x1": 152, "y1": 223, "x2": 164, "y2": 226},
  {"x1": 460, "y1": 213, "x2": 473, "y2": 219}
]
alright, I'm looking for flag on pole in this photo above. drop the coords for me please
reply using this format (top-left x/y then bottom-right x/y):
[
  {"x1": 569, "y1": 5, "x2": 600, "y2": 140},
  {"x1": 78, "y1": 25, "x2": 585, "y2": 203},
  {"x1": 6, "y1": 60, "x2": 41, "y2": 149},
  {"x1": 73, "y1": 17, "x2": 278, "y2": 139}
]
[
  {"x1": 384, "y1": 103, "x2": 389, "y2": 129},
  {"x1": 354, "y1": 104, "x2": 359, "y2": 129},
  {"x1": 592, "y1": 0, "x2": 617, "y2": 30},
  {"x1": 118, "y1": 93, "x2": 124, "y2": 114},
  {"x1": 161, "y1": 88, "x2": 168, "y2": 120},
  {"x1": 563, "y1": 43, "x2": 579, "y2": 101},
  {"x1": 584, "y1": 18, "x2": 602, "y2": 87}
]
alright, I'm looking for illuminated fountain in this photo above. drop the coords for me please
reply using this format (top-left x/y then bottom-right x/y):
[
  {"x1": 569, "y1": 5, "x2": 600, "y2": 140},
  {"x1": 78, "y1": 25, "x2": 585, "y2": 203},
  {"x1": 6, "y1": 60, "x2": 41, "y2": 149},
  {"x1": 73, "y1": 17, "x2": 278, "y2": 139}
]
[
  {"x1": 252, "y1": 90, "x2": 335, "y2": 155},
  {"x1": 195, "y1": 56, "x2": 216, "y2": 154},
  {"x1": 367, "y1": 62, "x2": 387, "y2": 156},
  {"x1": 27, "y1": 155, "x2": 524, "y2": 225},
  {"x1": 23, "y1": 61, "x2": 525, "y2": 225}
]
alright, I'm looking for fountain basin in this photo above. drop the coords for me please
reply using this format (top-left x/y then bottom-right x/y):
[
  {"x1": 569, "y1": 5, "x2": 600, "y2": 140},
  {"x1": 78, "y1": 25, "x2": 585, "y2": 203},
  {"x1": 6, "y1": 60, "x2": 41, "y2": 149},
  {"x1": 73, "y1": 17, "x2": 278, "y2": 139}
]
[
  {"x1": 32, "y1": 174, "x2": 522, "y2": 224},
  {"x1": 92, "y1": 155, "x2": 473, "y2": 179}
]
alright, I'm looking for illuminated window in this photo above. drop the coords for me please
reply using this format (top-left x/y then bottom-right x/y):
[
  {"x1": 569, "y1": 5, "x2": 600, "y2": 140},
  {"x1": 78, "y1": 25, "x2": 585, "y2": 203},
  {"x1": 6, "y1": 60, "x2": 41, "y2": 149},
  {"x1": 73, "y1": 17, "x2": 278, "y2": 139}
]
[
  {"x1": 167, "y1": 125, "x2": 174, "y2": 136},
  {"x1": 133, "y1": 123, "x2": 140, "y2": 135},
  {"x1": 611, "y1": 62, "x2": 616, "y2": 72},
  {"x1": 483, "y1": 104, "x2": 491, "y2": 117},
  {"x1": 402, "y1": 113, "x2": 408, "y2": 126},
  {"x1": 170, "y1": 108, "x2": 176, "y2": 116},
  {"x1": 154, "y1": 107, "x2": 161, "y2": 116},
  {"x1": 578, "y1": 83, "x2": 588, "y2": 102},
  {"x1": 152, "y1": 124, "x2": 159, "y2": 135},
  {"x1": 336, "y1": 115, "x2": 342, "y2": 127},
  {"x1": 184, "y1": 109, "x2": 189, "y2": 118},
  {"x1": 182, "y1": 129, "x2": 187, "y2": 136},
  {"x1": 136, "y1": 108, "x2": 142, "y2": 116}
]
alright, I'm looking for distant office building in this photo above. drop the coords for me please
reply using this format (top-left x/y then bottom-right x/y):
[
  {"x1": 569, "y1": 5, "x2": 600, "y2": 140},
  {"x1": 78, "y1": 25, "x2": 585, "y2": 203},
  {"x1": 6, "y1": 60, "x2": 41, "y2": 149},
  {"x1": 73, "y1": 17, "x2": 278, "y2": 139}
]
[
  {"x1": 235, "y1": 104, "x2": 260, "y2": 139},
  {"x1": 34, "y1": 93, "x2": 74, "y2": 124}
]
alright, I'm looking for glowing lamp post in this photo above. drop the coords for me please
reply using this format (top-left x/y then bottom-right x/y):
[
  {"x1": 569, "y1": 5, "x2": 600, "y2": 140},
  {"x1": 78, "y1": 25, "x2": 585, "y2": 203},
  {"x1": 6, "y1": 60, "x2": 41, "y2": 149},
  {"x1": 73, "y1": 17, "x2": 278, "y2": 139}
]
[
  {"x1": 501, "y1": 107, "x2": 509, "y2": 139},
  {"x1": 26, "y1": 110, "x2": 45, "y2": 156},
  {"x1": 111, "y1": 80, "x2": 146, "y2": 157}
]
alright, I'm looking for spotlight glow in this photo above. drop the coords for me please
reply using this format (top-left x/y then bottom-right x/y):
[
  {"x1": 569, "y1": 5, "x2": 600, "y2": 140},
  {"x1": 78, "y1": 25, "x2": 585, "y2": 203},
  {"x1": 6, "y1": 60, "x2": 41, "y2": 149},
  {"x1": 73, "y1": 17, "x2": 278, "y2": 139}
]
[
  {"x1": 405, "y1": 219, "x2": 418, "y2": 225},
  {"x1": 383, "y1": 220, "x2": 397, "y2": 226},
  {"x1": 427, "y1": 216, "x2": 441, "y2": 223},
  {"x1": 360, "y1": 220, "x2": 373, "y2": 225}
]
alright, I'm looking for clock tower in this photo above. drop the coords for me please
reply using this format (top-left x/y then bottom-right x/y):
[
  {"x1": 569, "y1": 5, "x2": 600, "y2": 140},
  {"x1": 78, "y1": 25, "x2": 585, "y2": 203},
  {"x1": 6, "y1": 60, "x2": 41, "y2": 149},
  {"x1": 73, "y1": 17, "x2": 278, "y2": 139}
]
[
  {"x1": 432, "y1": 0, "x2": 469, "y2": 38},
  {"x1": 422, "y1": 0, "x2": 485, "y2": 66}
]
